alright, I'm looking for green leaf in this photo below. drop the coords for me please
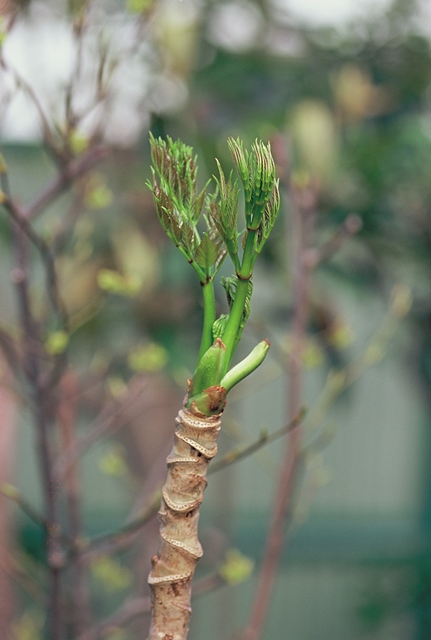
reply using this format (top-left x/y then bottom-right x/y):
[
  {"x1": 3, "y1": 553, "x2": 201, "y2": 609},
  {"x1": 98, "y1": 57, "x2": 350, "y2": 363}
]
[
  {"x1": 195, "y1": 233, "x2": 218, "y2": 272},
  {"x1": 228, "y1": 138, "x2": 249, "y2": 186},
  {"x1": 149, "y1": 134, "x2": 206, "y2": 265},
  {"x1": 212, "y1": 314, "x2": 228, "y2": 340},
  {"x1": 254, "y1": 180, "x2": 280, "y2": 255}
]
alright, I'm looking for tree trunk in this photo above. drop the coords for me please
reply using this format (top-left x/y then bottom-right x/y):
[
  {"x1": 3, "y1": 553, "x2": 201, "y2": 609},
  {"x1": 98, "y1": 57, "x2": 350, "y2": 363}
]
[{"x1": 147, "y1": 402, "x2": 223, "y2": 640}]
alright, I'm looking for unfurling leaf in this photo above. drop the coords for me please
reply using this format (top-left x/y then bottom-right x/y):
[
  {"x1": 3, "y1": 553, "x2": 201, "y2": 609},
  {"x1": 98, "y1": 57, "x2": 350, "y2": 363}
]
[
  {"x1": 221, "y1": 276, "x2": 253, "y2": 326},
  {"x1": 227, "y1": 138, "x2": 249, "y2": 188},
  {"x1": 210, "y1": 163, "x2": 240, "y2": 260},
  {"x1": 254, "y1": 179, "x2": 280, "y2": 254},
  {"x1": 212, "y1": 314, "x2": 228, "y2": 340},
  {"x1": 148, "y1": 135, "x2": 205, "y2": 264},
  {"x1": 195, "y1": 233, "x2": 218, "y2": 272}
]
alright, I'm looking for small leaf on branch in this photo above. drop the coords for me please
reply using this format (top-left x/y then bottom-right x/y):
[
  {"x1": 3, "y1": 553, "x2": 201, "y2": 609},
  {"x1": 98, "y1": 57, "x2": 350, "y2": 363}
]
[
  {"x1": 91, "y1": 556, "x2": 132, "y2": 592},
  {"x1": 45, "y1": 330, "x2": 69, "y2": 355},
  {"x1": 218, "y1": 549, "x2": 254, "y2": 585},
  {"x1": 97, "y1": 269, "x2": 141, "y2": 296},
  {"x1": 128, "y1": 342, "x2": 168, "y2": 372},
  {"x1": 84, "y1": 175, "x2": 113, "y2": 210}
]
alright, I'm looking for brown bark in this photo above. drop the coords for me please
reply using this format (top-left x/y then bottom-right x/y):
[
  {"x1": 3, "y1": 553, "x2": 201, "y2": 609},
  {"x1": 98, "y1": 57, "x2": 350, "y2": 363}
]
[{"x1": 147, "y1": 404, "x2": 223, "y2": 640}]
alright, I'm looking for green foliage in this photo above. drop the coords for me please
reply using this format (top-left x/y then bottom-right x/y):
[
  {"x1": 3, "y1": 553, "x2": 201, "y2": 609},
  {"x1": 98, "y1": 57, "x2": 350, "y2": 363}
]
[
  {"x1": 149, "y1": 135, "x2": 280, "y2": 411},
  {"x1": 148, "y1": 134, "x2": 225, "y2": 284}
]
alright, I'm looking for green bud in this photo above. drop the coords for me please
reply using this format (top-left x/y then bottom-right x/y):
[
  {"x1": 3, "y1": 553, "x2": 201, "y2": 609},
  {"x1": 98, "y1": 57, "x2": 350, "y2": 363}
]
[
  {"x1": 188, "y1": 338, "x2": 227, "y2": 399},
  {"x1": 189, "y1": 385, "x2": 227, "y2": 416},
  {"x1": 212, "y1": 314, "x2": 229, "y2": 341},
  {"x1": 220, "y1": 339, "x2": 270, "y2": 393}
]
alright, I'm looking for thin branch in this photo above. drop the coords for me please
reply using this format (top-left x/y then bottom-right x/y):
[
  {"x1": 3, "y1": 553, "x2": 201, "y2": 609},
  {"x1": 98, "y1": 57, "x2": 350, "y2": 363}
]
[
  {"x1": 209, "y1": 410, "x2": 305, "y2": 474},
  {"x1": 306, "y1": 213, "x2": 363, "y2": 268},
  {"x1": 83, "y1": 411, "x2": 305, "y2": 558},
  {"x1": 0, "y1": 483, "x2": 47, "y2": 531},
  {"x1": 75, "y1": 597, "x2": 151, "y2": 640},
  {"x1": 12, "y1": 222, "x2": 64, "y2": 640},
  {"x1": 53, "y1": 380, "x2": 148, "y2": 483},
  {"x1": 22, "y1": 145, "x2": 109, "y2": 221},
  {"x1": 240, "y1": 160, "x2": 318, "y2": 640},
  {"x1": 58, "y1": 372, "x2": 90, "y2": 635},
  {"x1": 0, "y1": 188, "x2": 68, "y2": 333}
]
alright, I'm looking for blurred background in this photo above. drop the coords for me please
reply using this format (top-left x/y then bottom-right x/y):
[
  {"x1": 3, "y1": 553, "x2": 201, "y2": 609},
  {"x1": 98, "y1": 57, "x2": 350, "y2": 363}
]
[{"x1": 1, "y1": 0, "x2": 431, "y2": 639}]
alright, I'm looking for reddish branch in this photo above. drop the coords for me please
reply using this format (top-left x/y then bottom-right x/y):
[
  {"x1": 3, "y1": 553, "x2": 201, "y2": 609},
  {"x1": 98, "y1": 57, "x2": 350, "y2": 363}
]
[
  {"x1": 13, "y1": 223, "x2": 64, "y2": 639},
  {"x1": 240, "y1": 178, "x2": 317, "y2": 640},
  {"x1": 23, "y1": 145, "x2": 109, "y2": 221}
]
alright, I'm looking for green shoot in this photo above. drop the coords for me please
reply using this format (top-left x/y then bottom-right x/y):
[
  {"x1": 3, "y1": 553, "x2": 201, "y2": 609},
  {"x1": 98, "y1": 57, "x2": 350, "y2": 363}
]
[{"x1": 148, "y1": 135, "x2": 280, "y2": 415}]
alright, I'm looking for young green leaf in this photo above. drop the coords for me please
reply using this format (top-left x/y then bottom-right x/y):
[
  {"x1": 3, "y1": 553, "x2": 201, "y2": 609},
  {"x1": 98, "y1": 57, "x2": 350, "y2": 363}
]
[{"x1": 195, "y1": 233, "x2": 218, "y2": 273}]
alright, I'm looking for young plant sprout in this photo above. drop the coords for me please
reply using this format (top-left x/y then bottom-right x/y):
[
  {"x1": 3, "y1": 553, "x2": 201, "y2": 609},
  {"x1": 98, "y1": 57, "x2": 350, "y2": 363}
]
[{"x1": 146, "y1": 135, "x2": 280, "y2": 640}]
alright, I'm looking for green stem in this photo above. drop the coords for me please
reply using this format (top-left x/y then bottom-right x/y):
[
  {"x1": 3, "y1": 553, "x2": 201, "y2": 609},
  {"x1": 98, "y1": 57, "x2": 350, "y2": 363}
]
[
  {"x1": 198, "y1": 279, "x2": 216, "y2": 361},
  {"x1": 221, "y1": 231, "x2": 256, "y2": 373}
]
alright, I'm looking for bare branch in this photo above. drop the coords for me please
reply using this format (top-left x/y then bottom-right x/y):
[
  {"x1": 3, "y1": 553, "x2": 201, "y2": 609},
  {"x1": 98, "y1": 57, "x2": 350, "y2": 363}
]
[{"x1": 23, "y1": 145, "x2": 109, "y2": 221}]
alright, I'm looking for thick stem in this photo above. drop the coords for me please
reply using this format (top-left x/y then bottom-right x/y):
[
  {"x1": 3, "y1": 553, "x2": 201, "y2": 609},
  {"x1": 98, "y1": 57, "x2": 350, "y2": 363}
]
[
  {"x1": 198, "y1": 279, "x2": 216, "y2": 361},
  {"x1": 147, "y1": 401, "x2": 224, "y2": 640}
]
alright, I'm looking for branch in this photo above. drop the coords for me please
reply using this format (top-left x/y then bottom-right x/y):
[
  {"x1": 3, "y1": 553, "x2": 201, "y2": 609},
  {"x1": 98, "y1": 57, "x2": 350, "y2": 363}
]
[
  {"x1": 240, "y1": 161, "x2": 318, "y2": 640},
  {"x1": 209, "y1": 410, "x2": 305, "y2": 474},
  {"x1": 23, "y1": 145, "x2": 109, "y2": 221},
  {"x1": 11, "y1": 221, "x2": 65, "y2": 639},
  {"x1": 0, "y1": 483, "x2": 47, "y2": 531},
  {"x1": 75, "y1": 597, "x2": 151, "y2": 640}
]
